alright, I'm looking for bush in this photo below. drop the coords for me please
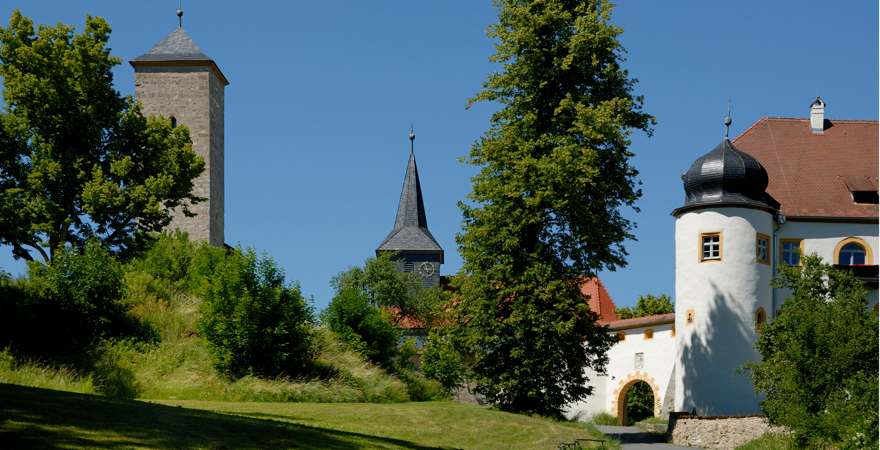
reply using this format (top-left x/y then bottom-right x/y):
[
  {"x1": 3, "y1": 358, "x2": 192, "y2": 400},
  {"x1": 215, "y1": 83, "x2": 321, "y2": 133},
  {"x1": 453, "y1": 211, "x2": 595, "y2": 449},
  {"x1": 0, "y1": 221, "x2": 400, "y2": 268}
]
[
  {"x1": 748, "y1": 256, "x2": 878, "y2": 449},
  {"x1": 0, "y1": 241, "x2": 151, "y2": 358},
  {"x1": 394, "y1": 367, "x2": 447, "y2": 401},
  {"x1": 198, "y1": 249, "x2": 316, "y2": 379},
  {"x1": 322, "y1": 287, "x2": 400, "y2": 368},
  {"x1": 590, "y1": 412, "x2": 619, "y2": 426},
  {"x1": 422, "y1": 329, "x2": 466, "y2": 393}
]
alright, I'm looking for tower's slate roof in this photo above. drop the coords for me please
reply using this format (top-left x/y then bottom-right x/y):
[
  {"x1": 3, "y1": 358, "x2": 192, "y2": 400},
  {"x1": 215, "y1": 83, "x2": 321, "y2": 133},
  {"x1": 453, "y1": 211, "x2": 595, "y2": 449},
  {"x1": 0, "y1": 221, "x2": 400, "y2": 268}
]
[
  {"x1": 130, "y1": 28, "x2": 229, "y2": 85},
  {"x1": 377, "y1": 151, "x2": 444, "y2": 260},
  {"x1": 132, "y1": 28, "x2": 211, "y2": 62},
  {"x1": 673, "y1": 138, "x2": 778, "y2": 216}
]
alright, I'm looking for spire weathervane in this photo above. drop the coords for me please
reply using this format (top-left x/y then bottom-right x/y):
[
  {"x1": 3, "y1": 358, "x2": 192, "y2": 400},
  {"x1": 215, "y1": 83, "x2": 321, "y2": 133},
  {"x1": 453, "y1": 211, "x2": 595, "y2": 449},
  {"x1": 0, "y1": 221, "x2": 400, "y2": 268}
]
[
  {"x1": 177, "y1": 1, "x2": 184, "y2": 28},
  {"x1": 724, "y1": 99, "x2": 732, "y2": 139},
  {"x1": 409, "y1": 124, "x2": 415, "y2": 154}
]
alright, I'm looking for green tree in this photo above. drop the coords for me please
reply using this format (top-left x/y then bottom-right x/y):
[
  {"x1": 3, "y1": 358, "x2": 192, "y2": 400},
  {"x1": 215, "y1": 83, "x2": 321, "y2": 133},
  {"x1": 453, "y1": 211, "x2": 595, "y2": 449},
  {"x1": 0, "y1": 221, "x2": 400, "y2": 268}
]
[
  {"x1": 199, "y1": 249, "x2": 316, "y2": 379},
  {"x1": 748, "y1": 255, "x2": 878, "y2": 449},
  {"x1": 333, "y1": 254, "x2": 446, "y2": 329},
  {"x1": 0, "y1": 11, "x2": 204, "y2": 262},
  {"x1": 616, "y1": 294, "x2": 673, "y2": 319},
  {"x1": 456, "y1": 0, "x2": 653, "y2": 417},
  {"x1": 322, "y1": 285, "x2": 400, "y2": 368}
]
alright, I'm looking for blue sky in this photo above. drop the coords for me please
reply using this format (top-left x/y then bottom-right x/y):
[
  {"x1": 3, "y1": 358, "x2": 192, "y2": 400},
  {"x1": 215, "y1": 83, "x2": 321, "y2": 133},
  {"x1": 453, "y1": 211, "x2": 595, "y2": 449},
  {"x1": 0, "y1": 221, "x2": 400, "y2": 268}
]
[{"x1": 1, "y1": 1, "x2": 877, "y2": 310}]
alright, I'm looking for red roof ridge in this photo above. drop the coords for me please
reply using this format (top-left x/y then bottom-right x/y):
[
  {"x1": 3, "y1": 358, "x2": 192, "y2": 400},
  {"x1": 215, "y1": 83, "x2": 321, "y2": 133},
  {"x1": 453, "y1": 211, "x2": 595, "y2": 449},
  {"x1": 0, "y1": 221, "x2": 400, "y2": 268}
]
[
  {"x1": 734, "y1": 117, "x2": 879, "y2": 144},
  {"x1": 732, "y1": 116, "x2": 770, "y2": 143},
  {"x1": 605, "y1": 313, "x2": 675, "y2": 330},
  {"x1": 762, "y1": 117, "x2": 878, "y2": 123}
]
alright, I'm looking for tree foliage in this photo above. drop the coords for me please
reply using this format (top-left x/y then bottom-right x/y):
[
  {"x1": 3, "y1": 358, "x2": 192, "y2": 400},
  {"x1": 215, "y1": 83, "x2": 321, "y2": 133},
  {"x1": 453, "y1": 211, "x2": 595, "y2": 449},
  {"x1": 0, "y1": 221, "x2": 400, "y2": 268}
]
[
  {"x1": 455, "y1": 0, "x2": 652, "y2": 417},
  {"x1": 0, "y1": 240, "x2": 150, "y2": 358},
  {"x1": 322, "y1": 285, "x2": 400, "y2": 368},
  {"x1": 748, "y1": 256, "x2": 878, "y2": 449},
  {"x1": 616, "y1": 294, "x2": 673, "y2": 319},
  {"x1": 198, "y1": 249, "x2": 316, "y2": 379},
  {"x1": 332, "y1": 254, "x2": 446, "y2": 329},
  {"x1": 623, "y1": 381, "x2": 653, "y2": 425},
  {"x1": 0, "y1": 11, "x2": 204, "y2": 262}
]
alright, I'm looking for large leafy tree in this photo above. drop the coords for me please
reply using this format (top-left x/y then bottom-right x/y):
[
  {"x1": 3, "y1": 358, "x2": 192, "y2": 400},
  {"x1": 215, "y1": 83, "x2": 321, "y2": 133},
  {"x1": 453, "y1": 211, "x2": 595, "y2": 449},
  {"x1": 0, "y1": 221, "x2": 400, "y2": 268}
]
[
  {"x1": 0, "y1": 11, "x2": 203, "y2": 262},
  {"x1": 748, "y1": 256, "x2": 878, "y2": 449},
  {"x1": 456, "y1": 0, "x2": 653, "y2": 417},
  {"x1": 616, "y1": 294, "x2": 673, "y2": 319}
]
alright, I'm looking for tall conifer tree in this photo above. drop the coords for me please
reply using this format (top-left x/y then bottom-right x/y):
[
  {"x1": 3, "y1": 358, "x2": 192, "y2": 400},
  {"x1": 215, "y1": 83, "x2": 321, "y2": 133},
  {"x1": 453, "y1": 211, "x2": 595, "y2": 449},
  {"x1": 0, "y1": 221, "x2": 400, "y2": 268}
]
[{"x1": 456, "y1": 0, "x2": 653, "y2": 416}]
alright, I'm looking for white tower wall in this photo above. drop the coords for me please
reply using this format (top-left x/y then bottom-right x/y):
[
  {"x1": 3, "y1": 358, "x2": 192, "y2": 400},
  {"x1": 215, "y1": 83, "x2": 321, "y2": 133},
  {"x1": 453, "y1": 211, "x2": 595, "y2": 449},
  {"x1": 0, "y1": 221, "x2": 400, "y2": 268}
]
[{"x1": 674, "y1": 207, "x2": 773, "y2": 415}]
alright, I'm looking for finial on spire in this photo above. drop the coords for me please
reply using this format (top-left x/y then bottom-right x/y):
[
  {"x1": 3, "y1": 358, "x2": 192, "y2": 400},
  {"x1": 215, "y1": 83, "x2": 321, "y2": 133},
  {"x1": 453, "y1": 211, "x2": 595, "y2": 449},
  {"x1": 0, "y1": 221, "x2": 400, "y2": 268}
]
[
  {"x1": 408, "y1": 124, "x2": 415, "y2": 153},
  {"x1": 723, "y1": 99, "x2": 732, "y2": 139},
  {"x1": 177, "y1": 1, "x2": 184, "y2": 28}
]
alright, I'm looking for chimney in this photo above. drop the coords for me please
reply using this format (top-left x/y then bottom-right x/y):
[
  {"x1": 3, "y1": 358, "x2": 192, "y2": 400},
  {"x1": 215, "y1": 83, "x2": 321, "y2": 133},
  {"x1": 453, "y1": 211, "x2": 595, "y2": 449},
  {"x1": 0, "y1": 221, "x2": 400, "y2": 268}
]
[{"x1": 810, "y1": 96, "x2": 826, "y2": 134}]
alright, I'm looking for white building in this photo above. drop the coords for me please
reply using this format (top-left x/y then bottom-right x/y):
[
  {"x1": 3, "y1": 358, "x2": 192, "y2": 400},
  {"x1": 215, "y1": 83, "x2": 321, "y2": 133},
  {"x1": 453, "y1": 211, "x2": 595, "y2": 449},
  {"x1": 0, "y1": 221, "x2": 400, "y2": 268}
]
[{"x1": 567, "y1": 98, "x2": 878, "y2": 423}]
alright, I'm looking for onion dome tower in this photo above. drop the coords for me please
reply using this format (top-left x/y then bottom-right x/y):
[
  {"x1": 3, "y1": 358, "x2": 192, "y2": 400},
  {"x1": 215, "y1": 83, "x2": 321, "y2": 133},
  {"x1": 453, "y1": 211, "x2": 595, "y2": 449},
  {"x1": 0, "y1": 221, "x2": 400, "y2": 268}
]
[
  {"x1": 376, "y1": 128, "x2": 444, "y2": 287},
  {"x1": 672, "y1": 114, "x2": 777, "y2": 416}
]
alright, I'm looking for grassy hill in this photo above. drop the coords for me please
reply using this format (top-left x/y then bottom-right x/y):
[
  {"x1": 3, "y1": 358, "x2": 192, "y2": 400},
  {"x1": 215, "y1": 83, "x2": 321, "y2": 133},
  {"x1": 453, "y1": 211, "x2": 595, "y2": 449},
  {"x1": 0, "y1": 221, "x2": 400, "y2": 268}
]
[{"x1": 0, "y1": 383, "x2": 614, "y2": 449}]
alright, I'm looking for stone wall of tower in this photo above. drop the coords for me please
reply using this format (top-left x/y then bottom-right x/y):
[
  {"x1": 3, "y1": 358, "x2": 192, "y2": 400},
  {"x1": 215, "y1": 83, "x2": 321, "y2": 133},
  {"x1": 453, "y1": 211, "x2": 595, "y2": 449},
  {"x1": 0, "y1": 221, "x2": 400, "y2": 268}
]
[{"x1": 133, "y1": 65, "x2": 224, "y2": 246}]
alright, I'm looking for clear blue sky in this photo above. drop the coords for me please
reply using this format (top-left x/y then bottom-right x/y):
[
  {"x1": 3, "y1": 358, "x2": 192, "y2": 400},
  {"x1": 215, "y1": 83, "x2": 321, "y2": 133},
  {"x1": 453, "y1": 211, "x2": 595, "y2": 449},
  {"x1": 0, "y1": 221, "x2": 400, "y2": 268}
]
[{"x1": 1, "y1": 1, "x2": 877, "y2": 310}]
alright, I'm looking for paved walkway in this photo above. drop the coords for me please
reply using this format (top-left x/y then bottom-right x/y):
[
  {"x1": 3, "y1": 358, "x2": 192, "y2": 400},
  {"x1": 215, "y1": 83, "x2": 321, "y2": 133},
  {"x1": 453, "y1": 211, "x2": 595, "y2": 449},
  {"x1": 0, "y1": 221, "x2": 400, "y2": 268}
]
[{"x1": 595, "y1": 425, "x2": 702, "y2": 450}]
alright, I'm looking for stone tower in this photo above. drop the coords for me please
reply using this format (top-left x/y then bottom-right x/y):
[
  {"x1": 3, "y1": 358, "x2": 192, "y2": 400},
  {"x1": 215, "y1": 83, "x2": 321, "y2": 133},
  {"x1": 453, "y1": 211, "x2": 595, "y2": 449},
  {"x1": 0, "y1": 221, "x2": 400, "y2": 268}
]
[
  {"x1": 130, "y1": 20, "x2": 228, "y2": 246},
  {"x1": 376, "y1": 130, "x2": 444, "y2": 287}
]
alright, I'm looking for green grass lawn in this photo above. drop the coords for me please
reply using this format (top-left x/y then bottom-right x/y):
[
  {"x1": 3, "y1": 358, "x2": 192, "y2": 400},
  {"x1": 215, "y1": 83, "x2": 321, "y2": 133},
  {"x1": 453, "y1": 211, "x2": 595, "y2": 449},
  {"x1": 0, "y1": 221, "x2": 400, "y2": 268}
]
[{"x1": 0, "y1": 383, "x2": 614, "y2": 449}]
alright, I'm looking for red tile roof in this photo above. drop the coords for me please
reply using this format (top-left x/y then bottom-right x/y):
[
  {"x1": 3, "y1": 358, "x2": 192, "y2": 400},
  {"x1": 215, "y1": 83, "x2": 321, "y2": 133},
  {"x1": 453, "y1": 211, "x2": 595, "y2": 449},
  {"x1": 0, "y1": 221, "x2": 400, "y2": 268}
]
[
  {"x1": 733, "y1": 118, "x2": 878, "y2": 220},
  {"x1": 580, "y1": 277, "x2": 619, "y2": 323},
  {"x1": 607, "y1": 313, "x2": 675, "y2": 331}
]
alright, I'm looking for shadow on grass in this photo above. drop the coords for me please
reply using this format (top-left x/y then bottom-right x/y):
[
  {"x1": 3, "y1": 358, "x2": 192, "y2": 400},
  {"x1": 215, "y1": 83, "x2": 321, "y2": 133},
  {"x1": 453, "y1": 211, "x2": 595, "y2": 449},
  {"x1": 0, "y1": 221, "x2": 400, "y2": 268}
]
[{"x1": 0, "y1": 383, "x2": 451, "y2": 449}]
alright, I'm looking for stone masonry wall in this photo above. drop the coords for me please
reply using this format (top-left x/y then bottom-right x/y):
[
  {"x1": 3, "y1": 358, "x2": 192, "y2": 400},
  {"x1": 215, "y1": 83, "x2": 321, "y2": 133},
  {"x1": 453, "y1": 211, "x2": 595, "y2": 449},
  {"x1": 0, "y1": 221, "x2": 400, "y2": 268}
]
[
  {"x1": 668, "y1": 413, "x2": 789, "y2": 449},
  {"x1": 208, "y1": 67, "x2": 225, "y2": 247},
  {"x1": 134, "y1": 65, "x2": 224, "y2": 245}
]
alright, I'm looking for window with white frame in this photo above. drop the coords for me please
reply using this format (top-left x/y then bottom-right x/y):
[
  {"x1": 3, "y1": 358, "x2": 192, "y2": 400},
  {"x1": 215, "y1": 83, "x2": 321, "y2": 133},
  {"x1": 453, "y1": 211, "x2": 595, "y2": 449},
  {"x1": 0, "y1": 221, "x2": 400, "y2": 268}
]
[
  {"x1": 701, "y1": 233, "x2": 721, "y2": 261},
  {"x1": 756, "y1": 234, "x2": 770, "y2": 264}
]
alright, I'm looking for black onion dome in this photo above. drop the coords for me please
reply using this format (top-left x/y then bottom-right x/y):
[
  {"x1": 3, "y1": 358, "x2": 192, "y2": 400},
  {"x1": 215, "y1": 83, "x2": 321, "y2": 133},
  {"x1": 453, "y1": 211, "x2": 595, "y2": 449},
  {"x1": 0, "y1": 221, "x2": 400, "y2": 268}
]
[{"x1": 673, "y1": 138, "x2": 778, "y2": 215}]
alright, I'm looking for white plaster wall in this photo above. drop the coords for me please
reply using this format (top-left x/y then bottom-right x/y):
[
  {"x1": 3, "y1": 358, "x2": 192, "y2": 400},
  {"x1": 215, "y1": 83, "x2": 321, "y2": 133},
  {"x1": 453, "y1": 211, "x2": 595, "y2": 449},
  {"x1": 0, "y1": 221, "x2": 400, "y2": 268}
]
[
  {"x1": 605, "y1": 324, "x2": 676, "y2": 416},
  {"x1": 674, "y1": 207, "x2": 773, "y2": 415},
  {"x1": 566, "y1": 324, "x2": 675, "y2": 421},
  {"x1": 779, "y1": 221, "x2": 877, "y2": 264},
  {"x1": 775, "y1": 221, "x2": 878, "y2": 310},
  {"x1": 565, "y1": 367, "x2": 607, "y2": 420}
]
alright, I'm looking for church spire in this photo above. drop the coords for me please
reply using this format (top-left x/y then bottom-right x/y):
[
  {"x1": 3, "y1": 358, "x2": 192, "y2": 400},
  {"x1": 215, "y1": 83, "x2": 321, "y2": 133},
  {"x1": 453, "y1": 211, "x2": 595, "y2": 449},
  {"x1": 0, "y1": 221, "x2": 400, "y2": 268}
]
[{"x1": 376, "y1": 129, "x2": 444, "y2": 260}]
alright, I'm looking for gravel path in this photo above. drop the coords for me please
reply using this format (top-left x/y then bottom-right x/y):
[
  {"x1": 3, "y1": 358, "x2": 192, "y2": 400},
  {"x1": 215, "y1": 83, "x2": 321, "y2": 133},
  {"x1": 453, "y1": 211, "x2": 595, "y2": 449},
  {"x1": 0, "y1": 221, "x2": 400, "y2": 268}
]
[{"x1": 595, "y1": 425, "x2": 703, "y2": 450}]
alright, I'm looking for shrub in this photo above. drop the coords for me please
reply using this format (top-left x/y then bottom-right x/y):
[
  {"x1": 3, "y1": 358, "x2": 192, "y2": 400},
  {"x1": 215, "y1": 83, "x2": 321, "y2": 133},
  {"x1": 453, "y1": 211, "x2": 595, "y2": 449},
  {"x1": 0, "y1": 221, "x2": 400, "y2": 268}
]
[
  {"x1": 322, "y1": 287, "x2": 400, "y2": 368},
  {"x1": 394, "y1": 367, "x2": 447, "y2": 401},
  {"x1": 199, "y1": 249, "x2": 316, "y2": 379},
  {"x1": 748, "y1": 256, "x2": 878, "y2": 449},
  {"x1": 422, "y1": 329, "x2": 466, "y2": 393},
  {"x1": 590, "y1": 412, "x2": 619, "y2": 426},
  {"x1": 1, "y1": 241, "x2": 151, "y2": 358}
]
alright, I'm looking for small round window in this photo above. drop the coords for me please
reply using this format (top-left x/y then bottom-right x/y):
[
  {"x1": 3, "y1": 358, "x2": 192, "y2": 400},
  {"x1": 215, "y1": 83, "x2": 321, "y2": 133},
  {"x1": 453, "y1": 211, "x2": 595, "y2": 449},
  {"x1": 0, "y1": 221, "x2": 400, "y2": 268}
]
[{"x1": 838, "y1": 242, "x2": 866, "y2": 265}]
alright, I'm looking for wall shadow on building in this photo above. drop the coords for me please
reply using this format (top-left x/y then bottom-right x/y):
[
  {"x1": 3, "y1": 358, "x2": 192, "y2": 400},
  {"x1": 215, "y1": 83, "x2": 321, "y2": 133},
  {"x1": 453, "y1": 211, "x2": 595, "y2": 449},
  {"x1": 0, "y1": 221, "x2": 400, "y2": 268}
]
[{"x1": 678, "y1": 281, "x2": 761, "y2": 416}]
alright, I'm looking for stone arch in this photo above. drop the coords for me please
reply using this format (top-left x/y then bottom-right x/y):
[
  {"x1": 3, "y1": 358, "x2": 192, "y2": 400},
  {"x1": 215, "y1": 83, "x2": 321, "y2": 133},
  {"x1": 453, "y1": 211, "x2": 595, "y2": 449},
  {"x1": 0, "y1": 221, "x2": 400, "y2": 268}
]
[{"x1": 610, "y1": 371, "x2": 661, "y2": 425}]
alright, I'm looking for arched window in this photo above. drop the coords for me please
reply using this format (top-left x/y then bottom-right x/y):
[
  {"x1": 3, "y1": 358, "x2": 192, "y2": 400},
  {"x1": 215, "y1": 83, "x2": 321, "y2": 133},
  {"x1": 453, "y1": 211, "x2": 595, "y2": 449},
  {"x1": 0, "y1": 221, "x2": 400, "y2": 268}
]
[
  {"x1": 838, "y1": 243, "x2": 867, "y2": 265},
  {"x1": 170, "y1": 116, "x2": 177, "y2": 128},
  {"x1": 755, "y1": 307, "x2": 766, "y2": 332},
  {"x1": 644, "y1": 329, "x2": 653, "y2": 340},
  {"x1": 834, "y1": 238, "x2": 873, "y2": 266}
]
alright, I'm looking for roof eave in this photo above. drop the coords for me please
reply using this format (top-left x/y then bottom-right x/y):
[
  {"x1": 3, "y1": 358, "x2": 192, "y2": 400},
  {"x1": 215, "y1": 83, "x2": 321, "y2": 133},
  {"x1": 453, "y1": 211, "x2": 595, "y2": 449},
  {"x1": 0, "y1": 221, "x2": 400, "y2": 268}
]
[{"x1": 130, "y1": 58, "x2": 229, "y2": 86}]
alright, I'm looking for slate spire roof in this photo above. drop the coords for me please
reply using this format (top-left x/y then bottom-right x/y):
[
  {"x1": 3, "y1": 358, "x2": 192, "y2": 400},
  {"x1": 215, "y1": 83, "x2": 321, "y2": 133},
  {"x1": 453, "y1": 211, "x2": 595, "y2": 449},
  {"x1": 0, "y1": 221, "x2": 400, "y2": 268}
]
[
  {"x1": 376, "y1": 141, "x2": 444, "y2": 260},
  {"x1": 130, "y1": 27, "x2": 229, "y2": 85},
  {"x1": 132, "y1": 27, "x2": 212, "y2": 62}
]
